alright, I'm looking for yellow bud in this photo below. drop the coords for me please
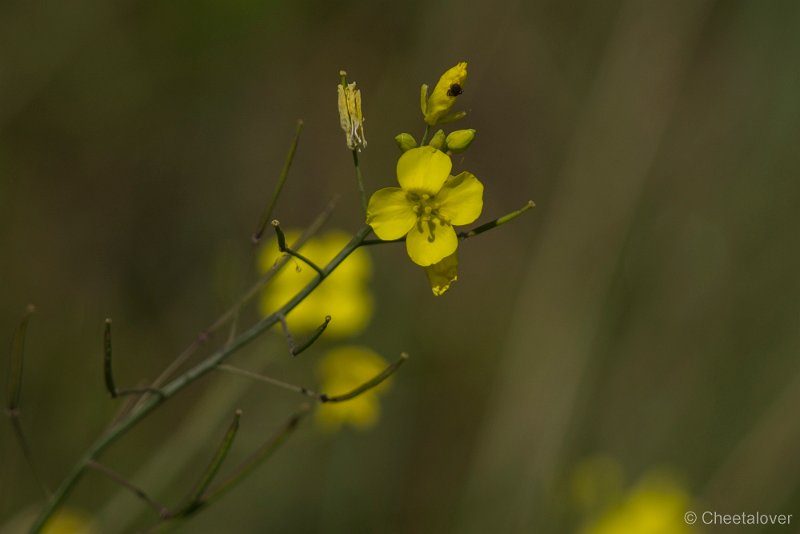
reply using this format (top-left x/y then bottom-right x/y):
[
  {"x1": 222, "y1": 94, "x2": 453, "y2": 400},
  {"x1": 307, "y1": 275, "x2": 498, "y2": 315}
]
[
  {"x1": 337, "y1": 75, "x2": 367, "y2": 151},
  {"x1": 429, "y1": 129, "x2": 446, "y2": 150},
  {"x1": 423, "y1": 62, "x2": 467, "y2": 126},
  {"x1": 445, "y1": 129, "x2": 476, "y2": 153},
  {"x1": 394, "y1": 133, "x2": 417, "y2": 152}
]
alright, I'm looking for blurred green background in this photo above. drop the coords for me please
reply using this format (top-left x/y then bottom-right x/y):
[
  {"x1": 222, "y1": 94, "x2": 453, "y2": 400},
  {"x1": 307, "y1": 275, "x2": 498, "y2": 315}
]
[{"x1": 3, "y1": 0, "x2": 800, "y2": 532}]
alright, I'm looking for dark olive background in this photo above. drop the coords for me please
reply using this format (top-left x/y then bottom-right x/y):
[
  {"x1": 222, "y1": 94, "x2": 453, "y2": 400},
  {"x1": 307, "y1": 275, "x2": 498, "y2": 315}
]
[{"x1": 2, "y1": 1, "x2": 800, "y2": 532}]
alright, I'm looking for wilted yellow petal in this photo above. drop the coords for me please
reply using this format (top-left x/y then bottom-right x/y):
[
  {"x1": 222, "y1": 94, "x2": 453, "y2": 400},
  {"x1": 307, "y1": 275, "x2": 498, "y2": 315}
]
[{"x1": 424, "y1": 252, "x2": 459, "y2": 296}]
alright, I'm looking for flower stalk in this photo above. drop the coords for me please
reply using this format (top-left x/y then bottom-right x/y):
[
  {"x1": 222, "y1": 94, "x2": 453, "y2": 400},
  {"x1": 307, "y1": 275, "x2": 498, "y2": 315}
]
[{"x1": 29, "y1": 225, "x2": 373, "y2": 533}]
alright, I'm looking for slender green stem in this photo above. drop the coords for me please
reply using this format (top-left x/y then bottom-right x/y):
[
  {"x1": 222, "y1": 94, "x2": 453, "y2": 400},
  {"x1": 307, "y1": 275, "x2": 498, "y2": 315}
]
[
  {"x1": 103, "y1": 319, "x2": 162, "y2": 399},
  {"x1": 352, "y1": 149, "x2": 368, "y2": 214},
  {"x1": 290, "y1": 315, "x2": 331, "y2": 356},
  {"x1": 420, "y1": 124, "x2": 431, "y2": 146},
  {"x1": 29, "y1": 225, "x2": 373, "y2": 533},
  {"x1": 457, "y1": 200, "x2": 536, "y2": 239},
  {"x1": 201, "y1": 405, "x2": 310, "y2": 505},
  {"x1": 252, "y1": 119, "x2": 304, "y2": 244},
  {"x1": 272, "y1": 220, "x2": 324, "y2": 277},
  {"x1": 138, "y1": 196, "x2": 339, "y2": 408},
  {"x1": 87, "y1": 460, "x2": 169, "y2": 518},
  {"x1": 178, "y1": 410, "x2": 242, "y2": 514},
  {"x1": 320, "y1": 353, "x2": 407, "y2": 403},
  {"x1": 5, "y1": 304, "x2": 49, "y2": 498},
  {"x1": 103, "y1": 319, "x2": 115, "y2": 397},
  {"x1": 6, "y1": 304, "x2": 34, "y2": 412},
  {"x1": 216, "y1": 352, "x2": 407, "y2": 402}
]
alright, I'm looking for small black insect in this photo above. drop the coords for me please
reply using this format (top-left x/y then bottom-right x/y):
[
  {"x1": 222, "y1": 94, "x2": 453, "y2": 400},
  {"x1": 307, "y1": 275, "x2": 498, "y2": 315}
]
[{"x1": 446, "y1": 83, "x2": 463, "y2": 97}]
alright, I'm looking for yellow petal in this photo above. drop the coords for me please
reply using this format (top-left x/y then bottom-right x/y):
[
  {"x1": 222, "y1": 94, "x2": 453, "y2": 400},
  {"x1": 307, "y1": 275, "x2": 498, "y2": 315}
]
[
  {"x1": 406, "y1": 220, "x2": 458, "y2": 266},
  {"x1": 437, "y1": 171, "x2": 484, "y2": 225},
  {"x1": 396, "y1": 146, "x2": 451, "y2": 195},
  {"x1": 366, "y1": 187, "x2": 417, "y2": 240},
  {"x1": 424, "y1": 252, "x2": 459, "y2": 296}
]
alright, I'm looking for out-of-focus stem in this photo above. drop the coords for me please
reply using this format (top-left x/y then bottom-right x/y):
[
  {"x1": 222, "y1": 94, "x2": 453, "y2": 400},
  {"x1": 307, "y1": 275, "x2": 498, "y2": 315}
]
[{"x1": 29, "y1": 225, "x2": 372, "y2": 533}]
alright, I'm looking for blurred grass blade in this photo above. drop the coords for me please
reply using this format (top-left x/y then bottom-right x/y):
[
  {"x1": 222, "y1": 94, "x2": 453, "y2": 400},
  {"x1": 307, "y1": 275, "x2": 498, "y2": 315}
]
[
  {"x1": 179, "y1": 409, "x2": 243, "y2": 515},
  {"x1": 5, "y1": 304, "x2": 49, "y2": 496},
  {"x1": 202, "y1": 405, "x2": 310, "y2": 505},
  {"x1": 320, "y1": 352, "x2": 408, "y2": 403},
  {"x1": 6, "y1": 304, "x2": 35, "y2": 410},
  {"x1": 104, "y1": 319, "x2": 117, "y2": 398},
  {"x1": 252, "y1": 119, "x2": 304, "y2": 244}
]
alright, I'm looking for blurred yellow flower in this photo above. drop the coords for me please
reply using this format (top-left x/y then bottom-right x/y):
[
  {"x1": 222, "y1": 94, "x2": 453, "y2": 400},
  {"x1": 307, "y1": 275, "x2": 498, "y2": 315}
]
[
  {"x1": 42, "y1": 509, "x2": 96, "y2": 534},
  {"x1": 258, "y1": 230, "x2": 373, "y2": 338},
  {"x1": 366, "y1": 146, "x2": 483, "y2": 267},
  {"x1": 576, "y1": 461, "x2": 699, "y2": 534},
  {"x1": 421, "y1": 62, "x2": 468, "y2": 126},
  {"x1": 315, "y1": 346, "x2": 390, "y2": 431}
]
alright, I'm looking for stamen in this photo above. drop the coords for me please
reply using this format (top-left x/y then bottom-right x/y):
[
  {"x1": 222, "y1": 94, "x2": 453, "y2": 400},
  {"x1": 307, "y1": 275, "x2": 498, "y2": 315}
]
[{"x1": 427, "y1": 220, "x2": 436, "y2": 242}]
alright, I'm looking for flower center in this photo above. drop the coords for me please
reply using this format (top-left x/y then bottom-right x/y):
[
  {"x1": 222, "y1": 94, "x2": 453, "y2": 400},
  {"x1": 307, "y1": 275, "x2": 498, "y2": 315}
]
[{"x1": 407, "y1": 192, "x2": 449, "y2": 242}]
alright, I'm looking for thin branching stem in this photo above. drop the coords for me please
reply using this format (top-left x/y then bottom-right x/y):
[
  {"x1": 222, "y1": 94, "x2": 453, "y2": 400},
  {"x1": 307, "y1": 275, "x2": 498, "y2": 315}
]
[
  {"x1": 175, "y1": 410, "x2": 242, "y2": 516},
  {"x1": 252, "y1": 120, "x2": 304, "y2": 244},
  {"x1": 272, "y1": 220, "x2": 324, "y2": 277},
  {"x1": 103, "y1": 319, "x2": 163, "y2": 399},
  {"x1": 320, "y1": 353, "x2": 407, "y2": 403},
  {"x1": 29, "y1": 225, "x2": 372, "y2": 533},
  {"x1": 457, "y1": 200, "x2": 536, "y2": 239},
  {"x1": 216, "y1": 352, "x2": 408, "y2": 403},
  {"x1": 88, "y1": 460, "x2": 169, "y2": 518},
  {"x1": 4, "y1": 305, "x2": 49, "y2": 498},
  {"x1": 201, "y1": 405, "x2": 310, "y2": 505},
  {"x1": 137, "y1": 196, "x2": 339, "y2": 409},
  {"x1": 290, "y1": 315, "x2": 331, "y2": 357}
]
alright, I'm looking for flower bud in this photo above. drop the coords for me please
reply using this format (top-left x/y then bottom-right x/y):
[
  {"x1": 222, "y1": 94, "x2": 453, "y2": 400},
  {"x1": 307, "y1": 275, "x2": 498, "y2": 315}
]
[
  {"x1": 445, "y1": 129, "x2": 476, "y2": 153},
  {"x1": 429, "y1": 129, "x2": 446, "y2": 150},
  {"x1": 423, "y1": 62, "x2": 467, "y2": 126},
  {"x1": 394, "y1": 133, "x2": 417, "y2": 152}
]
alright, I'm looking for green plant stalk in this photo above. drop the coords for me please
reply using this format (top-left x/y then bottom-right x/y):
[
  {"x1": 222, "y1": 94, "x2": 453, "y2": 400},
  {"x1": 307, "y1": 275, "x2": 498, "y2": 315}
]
[
  {"x1": 29, "y1": 225, "x2": 373, "y2": 533},
  {"x1": 352, "y1": 149, "x2": 368, "y2": 214}
]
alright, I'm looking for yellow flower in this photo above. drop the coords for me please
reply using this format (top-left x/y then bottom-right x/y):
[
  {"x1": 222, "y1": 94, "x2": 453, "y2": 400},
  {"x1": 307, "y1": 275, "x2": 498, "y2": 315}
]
[
  {"x1": 42, "y1": 509, "x2": 96, "y2": 534},
  {"x1": 315, "y1": 346, "x2": 390, "y2": 431},
  {"x1": 576, "y1": 460, "x2": 699, "y2": 534},
  {"x1": 258, "y1": 230, "x2": 373, "y2": 338},
  {"x1": 337, "y1": 74, "x2": 367, "y2": 151},
  {"x1": 421, "y1": 62, "x2": 468, "y2": 126},
  {"x1": 366, "y1": 146, "x2": 484, "y2": 267}
]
